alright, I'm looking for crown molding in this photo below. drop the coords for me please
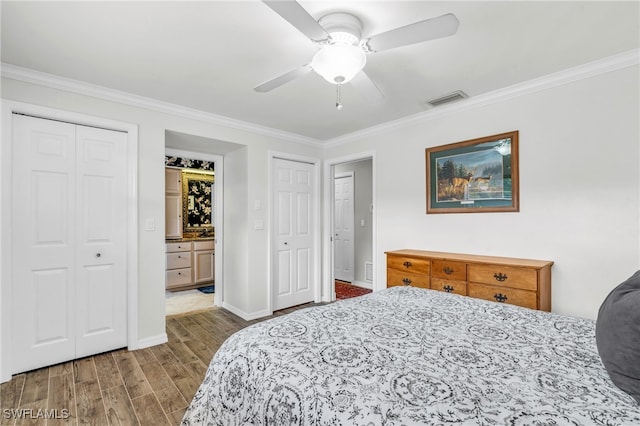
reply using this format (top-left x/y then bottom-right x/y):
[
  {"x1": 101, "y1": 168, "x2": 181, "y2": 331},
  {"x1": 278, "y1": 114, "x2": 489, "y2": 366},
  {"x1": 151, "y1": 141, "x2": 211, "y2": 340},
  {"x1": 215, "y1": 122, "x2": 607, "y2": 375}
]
[
  {"x1": 324, "y1": 48, "x2": 640, "y2": 147},
  {"x1": 0, "y1": 63, "x2": 322, "y2": 147},
  {"x1": 2, "y1": 48, "x2": 638, "y2": 149}
]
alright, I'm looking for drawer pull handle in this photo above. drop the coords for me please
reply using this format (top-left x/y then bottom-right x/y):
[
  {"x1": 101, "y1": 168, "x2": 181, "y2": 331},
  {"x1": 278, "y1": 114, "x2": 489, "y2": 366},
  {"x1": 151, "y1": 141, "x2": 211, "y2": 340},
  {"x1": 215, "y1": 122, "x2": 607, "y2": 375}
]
[
  {"x1": 443, "y1": 267, "x2": 454, "y2": 275},
  {"x1": 493, "y1": 273, "x2": 508, "y2": 282},
  {"x1": 402, "y1": 261, "x2": 412, "y2": 269},
  {"x1": 443, "y1": 285, "x2": 454, "y2": 293},
  {"x1": 494, "y1": 293, "x2": 508, "y2": 303},
  {"x1": 402, "y1": 278, "x2": 412, "y2": 286}
]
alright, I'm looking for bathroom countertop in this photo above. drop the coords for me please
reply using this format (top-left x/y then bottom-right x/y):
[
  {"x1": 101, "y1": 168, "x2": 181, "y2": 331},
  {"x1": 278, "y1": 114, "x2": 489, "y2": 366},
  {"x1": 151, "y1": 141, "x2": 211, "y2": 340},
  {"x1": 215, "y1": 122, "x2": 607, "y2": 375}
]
[{"x1": 166, "y1": 236, "x2": 214, "y2": 242}]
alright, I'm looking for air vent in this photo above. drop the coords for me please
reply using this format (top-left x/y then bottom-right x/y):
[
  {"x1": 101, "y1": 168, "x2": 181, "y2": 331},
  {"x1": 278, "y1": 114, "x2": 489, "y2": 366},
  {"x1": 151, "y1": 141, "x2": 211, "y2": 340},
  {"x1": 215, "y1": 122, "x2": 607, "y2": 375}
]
[
  {"x1": 364, "y1": 261, "x2": 373, "y2": 282},
  {"x1": 426, "y1": 90, "x2": 468, "y2": 107}
]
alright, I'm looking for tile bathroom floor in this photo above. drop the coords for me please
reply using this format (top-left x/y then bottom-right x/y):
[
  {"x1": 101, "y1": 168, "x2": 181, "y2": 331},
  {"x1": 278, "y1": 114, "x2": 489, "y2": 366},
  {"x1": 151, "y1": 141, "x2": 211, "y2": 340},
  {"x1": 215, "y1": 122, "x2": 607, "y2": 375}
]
[{"x1": 165, "y1": 289, "x2": 214, "y2": 316}]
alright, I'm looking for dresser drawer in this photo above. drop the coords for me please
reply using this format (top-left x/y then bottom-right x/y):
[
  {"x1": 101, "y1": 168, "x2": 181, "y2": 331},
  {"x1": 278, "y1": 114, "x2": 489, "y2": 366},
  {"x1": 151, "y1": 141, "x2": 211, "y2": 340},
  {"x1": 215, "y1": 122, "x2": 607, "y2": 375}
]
[
  {"x1": 431, "y1": 277, "x2": 467, "y2": 296},
  {"x1": 387, "y1": 269, "x2": 430, "y2": 289},
  {"x1": 468, "y1": 264, "x2": 537, "y2": 291},
  {"x1": 387, "y1": 256, "x2": 430, "y2": 275},
  {"x1": 468, "y1": 283, "x2": 537, "y2": 310},
  {"x1": 166, "y1": 242, "x2": 192, "y2": 253},
  {"x1": 194, "y1": 240, "x2": 214, "y2": 251},
  {"x1": 167, "y1": 252, "x2": 191, "y2": 269},
  {"x1": 431, "y1": 260, "x2": 467, "y2": 280},
  {"x1": 166, "y1": 268, "x2": 192, "y2": 287}
]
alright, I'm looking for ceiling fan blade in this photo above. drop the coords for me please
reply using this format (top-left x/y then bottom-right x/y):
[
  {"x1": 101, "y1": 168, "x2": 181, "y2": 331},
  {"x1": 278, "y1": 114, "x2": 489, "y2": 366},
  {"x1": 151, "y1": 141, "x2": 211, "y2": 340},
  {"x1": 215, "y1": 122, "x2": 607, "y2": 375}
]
[
  {"x1": 350, "y1": 71, "x2": 384, "y2": 103},
  {"x1": 363, "y1": 13, "x2": 459, "y2": 53},
  {"x1": 254, "y1": 64, "x2": 313, "y2": 92},
  {"x1": 263, "y1": 1, "x2": 329, "y2": 43}
]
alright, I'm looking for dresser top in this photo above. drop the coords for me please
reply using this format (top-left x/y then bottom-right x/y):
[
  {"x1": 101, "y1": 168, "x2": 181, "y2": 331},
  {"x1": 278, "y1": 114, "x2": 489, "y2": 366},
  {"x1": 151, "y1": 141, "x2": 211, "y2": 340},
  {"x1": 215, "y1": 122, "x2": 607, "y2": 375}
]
[{"x1": 385, "y1": 249, "x2": 553, "y2": 269}]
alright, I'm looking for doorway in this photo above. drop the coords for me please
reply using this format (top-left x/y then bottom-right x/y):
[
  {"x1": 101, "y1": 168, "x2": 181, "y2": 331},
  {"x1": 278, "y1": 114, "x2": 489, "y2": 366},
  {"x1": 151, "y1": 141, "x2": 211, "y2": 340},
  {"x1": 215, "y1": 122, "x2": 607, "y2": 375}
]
[
  {"x1": 164, "y1": 147, "x2": 223, "y2": 316},
  {"x1": 324, "y1": 154, "x2": 375, "y2": 302}
]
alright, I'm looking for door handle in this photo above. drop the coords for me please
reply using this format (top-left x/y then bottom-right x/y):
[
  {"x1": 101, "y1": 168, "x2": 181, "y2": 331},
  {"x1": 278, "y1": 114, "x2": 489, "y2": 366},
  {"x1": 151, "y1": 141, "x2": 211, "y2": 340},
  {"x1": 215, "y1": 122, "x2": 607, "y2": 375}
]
[{"x1": 96, "y1": 253, "x2": 101, "y2": 258}]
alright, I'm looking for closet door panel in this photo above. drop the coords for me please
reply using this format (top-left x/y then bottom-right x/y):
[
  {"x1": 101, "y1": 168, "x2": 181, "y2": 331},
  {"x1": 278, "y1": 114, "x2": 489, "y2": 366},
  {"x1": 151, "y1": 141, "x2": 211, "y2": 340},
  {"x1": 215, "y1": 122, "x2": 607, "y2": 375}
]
[
  {"x1": 12, "y1": 115, "x2": 77, "y2": 373},
  {"x1": 33, "y1": 269, "x2": 72, "y2": 343},
  {"x1": 81, "y1": 264, "x2": 115, "y2": 332},
  {"x1": 75, "y1": 126, "x2": 128, "y2": 357}
]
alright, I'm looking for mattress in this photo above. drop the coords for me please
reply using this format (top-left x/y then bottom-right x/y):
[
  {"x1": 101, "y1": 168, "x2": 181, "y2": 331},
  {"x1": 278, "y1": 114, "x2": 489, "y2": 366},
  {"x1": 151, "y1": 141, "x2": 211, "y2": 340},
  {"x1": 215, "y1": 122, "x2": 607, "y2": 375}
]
[{"x1": 182, "y1": 286, "x2": 640, "y2": 425}]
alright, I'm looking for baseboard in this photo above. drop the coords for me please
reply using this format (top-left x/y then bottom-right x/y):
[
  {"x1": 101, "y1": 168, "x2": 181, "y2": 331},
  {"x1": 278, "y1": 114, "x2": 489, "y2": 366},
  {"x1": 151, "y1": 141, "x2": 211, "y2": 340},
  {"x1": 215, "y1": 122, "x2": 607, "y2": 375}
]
[
  {"x1": 351, "y1": 280, "x2": 373, "y2": 290},
  {"x1": 135, "y1": 333, "x2": 168, "y2": 350},
  {"x1": 222, "y1": 302, "x2": 271, "y2": 321}
]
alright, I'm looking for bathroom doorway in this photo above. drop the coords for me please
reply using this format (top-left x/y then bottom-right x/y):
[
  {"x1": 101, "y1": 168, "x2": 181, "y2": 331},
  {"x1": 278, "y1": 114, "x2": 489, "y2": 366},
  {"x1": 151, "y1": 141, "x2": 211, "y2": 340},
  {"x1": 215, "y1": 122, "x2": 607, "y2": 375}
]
[
  {"x1": 163, "y1": 129, "x2": 246, "y2": 316},
  {"x1": 164, "y1": 150, "x2": 220, "y2": 316}
]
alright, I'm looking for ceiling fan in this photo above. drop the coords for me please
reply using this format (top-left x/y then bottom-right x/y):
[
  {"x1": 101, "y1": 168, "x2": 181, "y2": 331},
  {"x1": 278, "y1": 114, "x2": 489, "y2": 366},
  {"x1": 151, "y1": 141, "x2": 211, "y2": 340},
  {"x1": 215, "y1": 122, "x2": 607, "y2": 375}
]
[{"x1": 255, "y1": 0, "x2": 460, "y2": 109}]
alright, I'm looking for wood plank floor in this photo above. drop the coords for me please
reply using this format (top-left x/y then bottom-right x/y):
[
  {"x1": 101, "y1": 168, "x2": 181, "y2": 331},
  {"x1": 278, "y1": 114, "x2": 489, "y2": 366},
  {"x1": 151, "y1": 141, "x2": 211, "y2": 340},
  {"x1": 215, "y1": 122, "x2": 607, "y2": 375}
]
[{"x1": 0, "y1": 303, "x2": 322, "y2": 425}]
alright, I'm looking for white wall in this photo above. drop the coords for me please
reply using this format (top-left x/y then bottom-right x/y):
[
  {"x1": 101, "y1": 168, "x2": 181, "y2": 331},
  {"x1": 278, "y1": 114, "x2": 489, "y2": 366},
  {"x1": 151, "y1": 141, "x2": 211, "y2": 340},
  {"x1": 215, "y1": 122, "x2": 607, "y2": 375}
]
[
  {"x1": 325, "y1": 65, "x2": 640, "y2": 319},
  {"x1": 222, "y1": 147, "x2": 249, "y2": 313}
]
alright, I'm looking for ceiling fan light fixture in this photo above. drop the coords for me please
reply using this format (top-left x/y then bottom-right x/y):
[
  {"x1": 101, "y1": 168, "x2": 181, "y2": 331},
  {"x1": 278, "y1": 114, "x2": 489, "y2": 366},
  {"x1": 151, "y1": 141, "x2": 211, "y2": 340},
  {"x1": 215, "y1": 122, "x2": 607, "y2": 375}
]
[
  {"x1": 319, "y1": 12, "x2": 362, "y2": 44},
  {"x1": 311, "y1": 43, "x2": 366, "y2": 84},
  {"x1": 329, "y1": 31, "x2": 359, "y2": 46}
]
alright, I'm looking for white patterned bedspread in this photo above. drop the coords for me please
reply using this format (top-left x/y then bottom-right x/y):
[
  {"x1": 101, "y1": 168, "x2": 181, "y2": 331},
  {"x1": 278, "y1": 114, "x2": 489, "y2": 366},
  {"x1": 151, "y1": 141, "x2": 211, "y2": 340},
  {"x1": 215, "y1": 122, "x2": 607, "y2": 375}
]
[{"x1": 182, "y1": 286, "x2": 640, "y2": 425}]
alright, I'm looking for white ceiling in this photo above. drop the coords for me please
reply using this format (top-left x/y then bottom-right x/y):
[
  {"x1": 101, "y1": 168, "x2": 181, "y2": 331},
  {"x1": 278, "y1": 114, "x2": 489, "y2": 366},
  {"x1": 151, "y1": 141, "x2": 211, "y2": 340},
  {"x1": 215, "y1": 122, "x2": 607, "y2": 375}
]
[{"x1": 1, "y1": 1, "x2": 638, "y2": 142}]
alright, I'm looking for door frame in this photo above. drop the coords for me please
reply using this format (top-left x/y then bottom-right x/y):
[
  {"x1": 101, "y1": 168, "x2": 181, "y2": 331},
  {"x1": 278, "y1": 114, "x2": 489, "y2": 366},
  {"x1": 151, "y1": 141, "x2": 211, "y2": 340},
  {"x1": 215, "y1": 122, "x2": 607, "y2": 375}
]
[
  {"x1": 164, "y1": 148, "x2": 224, "y2": 307},
  {"x1": 268, "y1": 151, "x2": 321, "y2": 314},
  {"x1": 322, "y1": 152, "x2": 376, "y2": 303},
  {"x1": 333, "y1": 171, "x2": 355, "y2": 283},
  {"x1": 0, "y1": 100, "x2": 139, "y2": 383}
]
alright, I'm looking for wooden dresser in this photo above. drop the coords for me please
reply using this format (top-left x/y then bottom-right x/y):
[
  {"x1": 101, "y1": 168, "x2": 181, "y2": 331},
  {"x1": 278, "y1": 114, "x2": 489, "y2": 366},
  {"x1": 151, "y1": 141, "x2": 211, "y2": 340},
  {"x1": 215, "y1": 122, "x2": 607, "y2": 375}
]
[{"x1": 386, "y1": 249, "x2": 553, "y2": 311}]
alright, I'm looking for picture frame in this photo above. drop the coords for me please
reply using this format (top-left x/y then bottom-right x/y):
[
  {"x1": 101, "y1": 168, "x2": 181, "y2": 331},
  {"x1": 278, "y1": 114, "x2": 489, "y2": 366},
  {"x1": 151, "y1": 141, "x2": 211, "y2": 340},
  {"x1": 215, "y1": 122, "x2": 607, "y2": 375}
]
[
  {"x1": 182, "y1": 170, "x2": 215, "y2": 232},
  {"x1": 425, "y1": 131, "x2": 519, "y2": 214}
]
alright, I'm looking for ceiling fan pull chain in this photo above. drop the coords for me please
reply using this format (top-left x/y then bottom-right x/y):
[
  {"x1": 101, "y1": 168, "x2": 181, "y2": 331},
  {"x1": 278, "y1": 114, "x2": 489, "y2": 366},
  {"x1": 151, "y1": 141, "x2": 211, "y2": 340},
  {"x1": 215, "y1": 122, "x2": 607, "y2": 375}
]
[{"x1": 336, "y1": 84, "x2": 343, "y2": 110}]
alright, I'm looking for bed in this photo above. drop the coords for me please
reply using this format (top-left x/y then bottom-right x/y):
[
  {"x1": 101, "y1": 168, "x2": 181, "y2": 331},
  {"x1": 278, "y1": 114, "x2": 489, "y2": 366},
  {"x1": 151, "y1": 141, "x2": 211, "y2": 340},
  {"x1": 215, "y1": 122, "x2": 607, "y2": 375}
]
[{"x1": 181, "y1": 286, "x2": 640, "y2": 425}]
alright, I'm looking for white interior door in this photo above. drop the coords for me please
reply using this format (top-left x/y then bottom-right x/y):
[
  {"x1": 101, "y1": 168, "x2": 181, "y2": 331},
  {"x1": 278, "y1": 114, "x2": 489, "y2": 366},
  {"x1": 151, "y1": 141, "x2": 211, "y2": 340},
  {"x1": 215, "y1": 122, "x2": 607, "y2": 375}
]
[
  {"x1": 334, "y1": 173, "x2": 355, "y2": 282},
  {"x1": 12, "y1": 115, "x2": 77, "y2": 373},
  {"x1": 74, "y1": 125, "x2": 128, "y2": 358},
  {"x1": 273, "y1": 158, "x2": 315, "y2": 310},
  {"x1": 11, "y1": 114, "x2": 127, "y2": 373}
]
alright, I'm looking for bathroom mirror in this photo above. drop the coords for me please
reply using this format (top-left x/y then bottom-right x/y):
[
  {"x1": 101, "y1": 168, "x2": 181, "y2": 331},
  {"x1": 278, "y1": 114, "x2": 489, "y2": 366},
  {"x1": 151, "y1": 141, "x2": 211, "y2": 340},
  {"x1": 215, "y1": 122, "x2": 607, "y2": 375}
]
[{"x1": 182, "y1": 170, "x2": 214, "y2": 234}]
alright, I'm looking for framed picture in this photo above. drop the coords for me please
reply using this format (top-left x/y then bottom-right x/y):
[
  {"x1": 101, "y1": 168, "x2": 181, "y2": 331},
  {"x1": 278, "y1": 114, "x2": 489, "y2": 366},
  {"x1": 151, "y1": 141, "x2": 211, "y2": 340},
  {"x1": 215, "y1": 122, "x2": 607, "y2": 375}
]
[
  {"x1": 425, "y1": 131, "x2": 519, "y2": 214},
  {"x1": 182, "y1": 170, "x2": 214, "y2": 232}
]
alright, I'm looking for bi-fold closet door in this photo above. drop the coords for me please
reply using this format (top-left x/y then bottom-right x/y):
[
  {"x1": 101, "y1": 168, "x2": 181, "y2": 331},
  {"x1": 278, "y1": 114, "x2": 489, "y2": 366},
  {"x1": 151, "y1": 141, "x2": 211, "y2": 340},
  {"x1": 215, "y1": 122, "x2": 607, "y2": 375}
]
[{"x1": 11, "y1": 114, "x2": 128, "y2": 374}]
